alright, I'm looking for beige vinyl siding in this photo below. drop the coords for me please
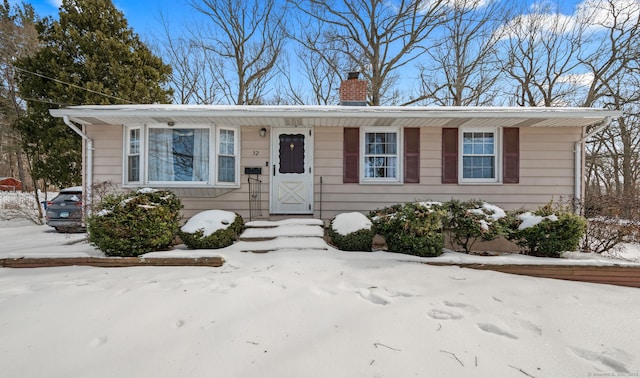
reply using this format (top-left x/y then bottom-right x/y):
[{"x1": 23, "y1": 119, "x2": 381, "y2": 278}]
[
  {"x1": 87, "y1": 124, "x2": 271, "y2": 221},
  {"x1": 87, "y1": 123, "x2": 581, "y2": 222},
  {"x1": 171, "y1": 126, "x2": 271, "y2": 220},
  {"x1": 86, "y1": 125, "x2": 124, "y2": 186},
  {"x1": 313, "y1": 126, "x2": 580, "y2": 220}
]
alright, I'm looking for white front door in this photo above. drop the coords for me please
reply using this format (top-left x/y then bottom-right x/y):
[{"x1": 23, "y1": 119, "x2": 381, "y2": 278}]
[{"x1": 270, "y1": 128, "x2": 314, "y2": 214}]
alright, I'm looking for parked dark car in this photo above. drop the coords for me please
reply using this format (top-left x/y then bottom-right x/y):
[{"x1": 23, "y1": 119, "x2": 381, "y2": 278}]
[{"x1": 46, "y1": 186, "x2": 85, "y2": 232}]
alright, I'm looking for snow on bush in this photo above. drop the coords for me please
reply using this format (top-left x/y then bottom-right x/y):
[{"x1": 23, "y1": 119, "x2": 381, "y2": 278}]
[
  {"x1": 87, "y1": 189, "x2": 183, "y2": 256},
  {"x1": 506, "y1": 203, "x2": 586, "y2": 257},
  {"x1": 443, "y1": 199, "x2": 507, "y2": 253},
  {"x1": 369, "y1": 202, "x2": 445, "y2": 257},
  {"x1": 179, "y1": 210, "x2": 244, "y2": 249},
  {"x1": 328, "y1": 212, "x2": 374, "y2": 252},
  {"x1": 516, "y1": 212, "x2": 558, "y2": 230},
  {"x1": 331, "y1": 212, "x2": 372, "y2": 236}
]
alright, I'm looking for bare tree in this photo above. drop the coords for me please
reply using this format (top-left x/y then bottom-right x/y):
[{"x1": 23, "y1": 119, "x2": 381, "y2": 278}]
[
  {"x1": 411, "y1": 0, "x2": 509, "y2": 106},
  {"x1": 280, "y1": 17, "x2": 348, "y2": 106},
  {"x1": 189, "y1": 0, "x2": 286, "y2": 105},
  {"x1": 579, "y1": 0, "x2": 640, "y2": 209},
  {"x1": 0, "y1": 1, "x2": 38, "y2": 189},
  {"x1": 499, "y1": 1, "x2": 584, "y2": 107},
  {"x1": 288, "y1": 0, "x2": 447, "y2": 106},
  {"x1": 155, "y1": 14, "x2": 222, "y2": 104},
  {"x1": 577, "y1": 0, "x2": 640, "y2": 107}
]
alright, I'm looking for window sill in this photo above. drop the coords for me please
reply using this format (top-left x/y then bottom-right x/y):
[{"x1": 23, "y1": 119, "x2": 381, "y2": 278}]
[
  {"x1": 359, "y1": 180, "x2": 403, "y2": 185},
  {"x1": 457, "y1": 180, "x2": 502, "y2": 185},
  {"x1": 123, "y1": 183, "x2": 240, "y2": 189}
]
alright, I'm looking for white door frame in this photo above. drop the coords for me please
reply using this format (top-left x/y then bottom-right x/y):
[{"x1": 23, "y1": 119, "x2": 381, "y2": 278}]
[{"x1": 269, "y1": 127, "x2": 314, "y2": 214}]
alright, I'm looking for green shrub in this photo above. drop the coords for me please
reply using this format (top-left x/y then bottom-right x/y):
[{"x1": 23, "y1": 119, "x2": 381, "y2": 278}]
[
  {"x1": 87, "y1": 188, "x2": 183, "y2": 256},
  {"x1": 442, "y1": 199, "x2": 506, "y2": 253},
  {"x1": 369, "y1": 202, "x2": 445, "y2": 257},
  {"x1": 505, "y1": 203, "x2": 586, "y2": 257},
  {"x1": 328, "y1": 212, "x2": 374, "y2": 251},
  {"x1": 179, "y1": 210, "x2": 244, "y2": 249}
]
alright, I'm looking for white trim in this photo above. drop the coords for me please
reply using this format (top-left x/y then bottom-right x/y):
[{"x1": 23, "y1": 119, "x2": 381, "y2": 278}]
[
  {"x1": 124, "y1": 127, "x2": 141, "y2": 184},
  {"x1": 360, "y1": 127, "x2": 403, "y2": 184},
  {"x1": 458, "y1": 127, "x2": 500, "y2": 184},
  {"x1": 269, "y1": 127, "x2": 314, "y2": 214},
  {"x1": 121, "y1": 123, "x2": 241, "y2": 188},
  {"x1": 50, "y1": 104, "x2": 622, "y2": 120}
]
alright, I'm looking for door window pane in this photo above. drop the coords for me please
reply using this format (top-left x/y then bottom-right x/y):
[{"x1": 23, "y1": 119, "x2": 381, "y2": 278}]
[{"x1": 279, "y1": 134, "x2": 305, "y2": 174}]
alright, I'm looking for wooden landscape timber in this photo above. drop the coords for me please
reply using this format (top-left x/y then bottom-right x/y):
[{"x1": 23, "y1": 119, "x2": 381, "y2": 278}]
[{"x1": 0, "y1": 256, "x2": 225, "y2": 268}]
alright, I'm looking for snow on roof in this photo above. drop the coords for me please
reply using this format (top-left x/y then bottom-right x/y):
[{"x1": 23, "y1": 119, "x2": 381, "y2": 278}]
[{"x1": 51, "y1": 104, "x2": 621, "y2": 119}]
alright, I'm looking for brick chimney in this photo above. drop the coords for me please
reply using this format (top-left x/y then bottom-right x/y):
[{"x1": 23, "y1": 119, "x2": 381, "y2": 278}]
[{"x1": 339, "y1": 72, "x2": 367, "y2": 106}]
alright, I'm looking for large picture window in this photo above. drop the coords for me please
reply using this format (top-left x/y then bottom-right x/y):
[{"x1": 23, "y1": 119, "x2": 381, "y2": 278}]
[
  {"x1": 148, "y1": 128, "x2": 209, "y2": 182},
  {"x1": 362, "y1": 128, "x2": 400, "y2": 182},
  {"x1": 124, "y1": 124, "x2": 239, "y2": 187}
]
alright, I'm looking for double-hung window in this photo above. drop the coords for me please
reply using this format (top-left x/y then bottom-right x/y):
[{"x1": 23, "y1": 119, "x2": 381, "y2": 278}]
[
  {"x1": 362, "y1": 128, "x2": 401, "y2": 182},
  {"x1": 460, "y1": 129, "x2": 498, "y2": 182},
  {"x1": 126, "y1": 128, "x2": 141, "y2": 183},
  {"x1": 216, "y1": 128, "x2": 237, "y2": 184},
  {"x1": 124, "y1": 124, "x2": 239, "y2": 187}
]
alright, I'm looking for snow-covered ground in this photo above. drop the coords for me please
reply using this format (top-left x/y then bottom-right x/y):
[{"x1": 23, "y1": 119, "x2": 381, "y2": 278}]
[{"x1": 1, "y1": 219, "x2": 640, "y2": 377}]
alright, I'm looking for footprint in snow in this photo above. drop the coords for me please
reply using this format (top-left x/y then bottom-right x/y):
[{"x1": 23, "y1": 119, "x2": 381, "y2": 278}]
[
  {"x1": 513, "y1": 317, "x2": 542, "y2": 336},
  {"x1": 565, "y1": 346, "x2": 633, "y2": 373},
  {"x1": 356, "y1": 288, "x2": 389, "y2": 305},
  {"x1": 477, "y1": 323, "x2": 518, "y2": 339},
  {"x1": 427, "y1": 309, "x2": 463, "y2": 320},
  {"x1": 443, "y1": 300, "x2": 479, "y2": 313}
]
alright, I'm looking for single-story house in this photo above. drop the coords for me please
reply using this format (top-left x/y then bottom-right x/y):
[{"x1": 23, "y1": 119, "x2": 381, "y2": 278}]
[{"x1": 50, "y1": 77, "x2": 621, "y2": 222}]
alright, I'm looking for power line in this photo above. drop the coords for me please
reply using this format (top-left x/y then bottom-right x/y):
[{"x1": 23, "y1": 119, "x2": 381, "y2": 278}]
[{"x1": 13, "y1": 66, "x2": 134, "y2": 104}]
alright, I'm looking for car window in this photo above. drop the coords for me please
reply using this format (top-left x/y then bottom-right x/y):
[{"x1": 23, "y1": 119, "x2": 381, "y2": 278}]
[{"x1": 53, "y1": 193, "x2": 82, "y2": 203}]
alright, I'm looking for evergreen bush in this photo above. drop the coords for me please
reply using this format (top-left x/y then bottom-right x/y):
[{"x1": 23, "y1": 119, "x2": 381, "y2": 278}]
[
  {"x1": 328, "y1": 212, "x2": 374, "y2": 251},
  {"x1": 87, "y1": 188, "x2": 182, "y2": 256},
  {"x1": 369, "y1": 202, "x2": 445, "y2": 257},
  {"x1": 505, "y1": 203, "x2": 586, "y2": 257},
  {"x1": 179, "y1": 210, "x2": 244, "y2": 249},
  {"x1": 442, "y1": 199, "x2": 506, "y2": 253}
]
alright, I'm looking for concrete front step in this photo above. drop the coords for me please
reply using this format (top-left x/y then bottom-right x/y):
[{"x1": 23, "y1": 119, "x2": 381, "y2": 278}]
[
  {"x1": 245, "y1": 218, "x2": 325, "y2": 228},
  {"x1": 240, "y1": 224, "x2": 325, "y2": 241},
  {"x1": 239, "y1": 218, "x2": 328, "y2": 253},
  {"x1": 237, "y1": 237, "x2": 328, "y2": 253}
]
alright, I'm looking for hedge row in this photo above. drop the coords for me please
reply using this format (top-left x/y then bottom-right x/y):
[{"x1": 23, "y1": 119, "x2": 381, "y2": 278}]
[
  {"x1": 88, "y1": 189, "x2": 243, "y2": 257},
  {"x1": 328, "y1": 200, "x2": 586, "y2": 258}
]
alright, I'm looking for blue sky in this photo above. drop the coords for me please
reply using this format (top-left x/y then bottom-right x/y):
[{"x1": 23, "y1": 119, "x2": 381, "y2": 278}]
[
  {"x1": 16, "y1": 0, "x2": 585, "y2": 43},
  {"x1": 11, "y1": 0, "x2": 193, "y2": 40}
]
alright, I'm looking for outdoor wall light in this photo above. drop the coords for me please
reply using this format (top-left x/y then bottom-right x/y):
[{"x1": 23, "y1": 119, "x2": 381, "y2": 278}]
[{"x1": 260, "y1": 127, "x2": 267, "y2": 137}]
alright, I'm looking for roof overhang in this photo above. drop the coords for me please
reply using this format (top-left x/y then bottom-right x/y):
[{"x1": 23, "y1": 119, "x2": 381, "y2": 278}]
[{"x1": 49, "y1": 104, "x2": 622, "y2": 129}]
